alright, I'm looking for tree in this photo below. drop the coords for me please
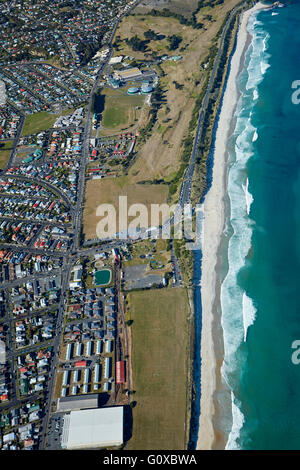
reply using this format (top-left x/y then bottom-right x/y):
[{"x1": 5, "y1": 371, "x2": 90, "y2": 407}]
[
  {"x1": 126, "y1": 35, "x2": 147, "y2": 52},
  {"x1": 167, "y1": 35, "x2": 182, "y2": 51},
  {"x1": 144, "y1": 29, "x2": 159, "y2": 41}
]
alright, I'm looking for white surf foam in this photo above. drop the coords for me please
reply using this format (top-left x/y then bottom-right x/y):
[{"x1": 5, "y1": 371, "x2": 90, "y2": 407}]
[
  {"x1": 242, "y1": 178, "x2": 254, "y2": 216},
  {"x1": 252, "y1": 130, "x2": 258, "y2": 142},
  {"x1": 225, "y1": 392, "x2": 245, "y2": 450},
  {"x1": 242, "y1": 292, "x2": 257, "y2": 342},
  {"x1": 221, "y1": 11, "x2": 267, "y2": 449},
  {"x1": 245, "y1": 17, "x2": 271, "y2": 92}
]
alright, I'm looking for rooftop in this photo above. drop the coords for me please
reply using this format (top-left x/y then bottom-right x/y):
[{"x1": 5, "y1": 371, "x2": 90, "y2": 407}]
[{"x1": 61, "y1": 406, "x2": 124, "y2": 449}]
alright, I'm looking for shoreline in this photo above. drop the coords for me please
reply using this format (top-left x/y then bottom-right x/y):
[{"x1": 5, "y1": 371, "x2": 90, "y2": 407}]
[{"x1": 196, "y1": 1, "x2": 267, "y2": 450}]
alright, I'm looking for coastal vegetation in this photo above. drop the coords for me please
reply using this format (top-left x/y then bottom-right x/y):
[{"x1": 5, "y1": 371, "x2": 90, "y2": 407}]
[{"x1": 114, "y1": 0, "x2": 245, "y2": 197}]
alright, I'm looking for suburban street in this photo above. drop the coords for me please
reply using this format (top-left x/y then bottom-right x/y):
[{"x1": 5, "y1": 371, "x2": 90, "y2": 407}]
[{"x1": 0, "y1": 0, "x2": 143, "y2": 449}]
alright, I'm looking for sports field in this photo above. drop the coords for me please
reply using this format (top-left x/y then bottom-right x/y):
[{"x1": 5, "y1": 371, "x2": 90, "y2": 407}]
[
  {"x1": 100, "y1": 88, "x2": 145, "y2": 133},
  {"x1": 127, "y1": 287, "x2": 191, "y2": 449}
]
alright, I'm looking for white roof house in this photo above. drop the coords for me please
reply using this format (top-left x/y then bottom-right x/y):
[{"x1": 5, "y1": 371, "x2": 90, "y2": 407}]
[
  {"x1": 109, "y1": 56, "x2": 123, "y2": 65},
  {"x1": 61, "y1": 407, "x2": 123, "y2": 449}
]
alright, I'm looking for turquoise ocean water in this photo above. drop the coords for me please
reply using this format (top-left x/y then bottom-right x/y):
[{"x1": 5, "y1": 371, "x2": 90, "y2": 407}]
[{"x1": 221, "y1": 0, "x2": 300, "y2": 449}]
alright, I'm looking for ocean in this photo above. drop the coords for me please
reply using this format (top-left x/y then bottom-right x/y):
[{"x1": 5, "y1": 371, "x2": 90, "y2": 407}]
[{"x1": 221, "y1": 0, "x2": 300, "y2": 450}]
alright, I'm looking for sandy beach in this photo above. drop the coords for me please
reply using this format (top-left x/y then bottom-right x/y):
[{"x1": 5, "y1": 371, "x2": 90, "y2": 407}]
[{"x1": 196, "y1": 1, "x2": 267, "y2": 451}]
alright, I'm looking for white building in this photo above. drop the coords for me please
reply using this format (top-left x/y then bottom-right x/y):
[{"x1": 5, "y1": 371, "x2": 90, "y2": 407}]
[
  {"x1": 61, "y1": 407, "x2": 124, "y2": 449},
  {"x1": 109, "y1": 56, "x2": 123, "y2": 65}
]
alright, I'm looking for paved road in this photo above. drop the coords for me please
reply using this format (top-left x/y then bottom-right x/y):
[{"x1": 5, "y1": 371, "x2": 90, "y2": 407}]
[
  {"x1": 39, "y1": 0, "x2": 143, "y2": 448},
  {"x1": 179, "y1": 2, "x2": 247, "y2": 208},
  {"x1": 1, "y1": 173, "x2": 74, "y2": 210},
  {"x1": 0, "y1": 269, "x2": 62, "y2": 290},
  {"x1": 4, "y1": 105, "x2": 25, "y2": 171}
]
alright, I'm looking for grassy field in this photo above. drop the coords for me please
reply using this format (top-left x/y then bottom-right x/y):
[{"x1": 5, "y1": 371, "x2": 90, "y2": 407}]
[
  {"x1": 134, "y1": 0, "x2": 199, "y2": 18},
  {"x1": 22, "y1": 108, "x2": 76, "y2": 136},
  {"x1": 22, "y1": 112, "x2": 58, "y2": 136},
  {"x1": 0, "y1": 149, "x2": 11, "y2": 169},
  {"x1": 0, "y1": 140, "x2": 13, "y2": 151},
  {"x1": 126, "y1": 287, "x2": 191, "y2": 450},
  {"x1": 83, "y1": 177, "x2": 169, "y2": 240},
  {"x1": 100, "y1": 88, "x2": 145, "y2": 133}
]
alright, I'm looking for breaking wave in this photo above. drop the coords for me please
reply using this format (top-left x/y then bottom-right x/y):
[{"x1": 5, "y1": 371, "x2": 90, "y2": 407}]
[{"x1": 221, "y1": 9, "x2": 270, "y2": 449}]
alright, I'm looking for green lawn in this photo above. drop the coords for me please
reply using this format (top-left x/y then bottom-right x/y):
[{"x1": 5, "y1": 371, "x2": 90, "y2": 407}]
[
  {"x1": 103, "y1": 107, "x2": 128, "y2": 128},
  {"x1": 0, "y1": 141, "x2": 13, "y2": 151},
  {"x1": 127, "y1": 287, "x2": 191, "y2": 450},
  {"x1": 22, "y1": 112, "x2": 58, "y2": 136},
  {"x1": 22, "y1": 108, "x2": 77, "y2": 136},
  {"x1": 102, "y1": 89, "x2": 145, "y2": 130}
]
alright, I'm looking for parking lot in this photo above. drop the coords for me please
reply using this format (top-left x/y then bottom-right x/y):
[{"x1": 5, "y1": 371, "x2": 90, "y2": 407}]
[
  {"x1": 45, "y1": 413, "x2": 64, "y2": 450},
  {"x1": 123, "y1": 264, "x2": 164, "y2": 290}
]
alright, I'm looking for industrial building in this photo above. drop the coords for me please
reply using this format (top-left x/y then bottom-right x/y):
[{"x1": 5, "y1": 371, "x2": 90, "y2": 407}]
[
  {"x1": 73, "y1": 370, "x2": 80, "y2": 383},
  {"x1": 62, "y1": 370, "x2": 70, "y2": 387},
  {"x1": 116, "y1": 361, "x2": 125, "y2": 384},
  {"x1": 83, "y1": 368, "x2": 90, "y2": 384},
  {"x1": 56, "y1": 394, "x2": 99, "y2": 413},
  {"x1": 114, "y1": 67, "x2": 142, "y2": 81},
  {"x1": 96, "y1": 340, "x2": 102, "y2": 355},
  {"x1": 65, "y1": 343, "x2": 73, "y2": 361},
  {"x1": 73, "y1": 265, "x2": 83, "y2": 282},
  {"x1": 75, "y1": 342, "x2": 83, "y2": 356},
  {"x1": 141, "y1": 84, "x2": 153, "y2": 94},
  {"x1": 105, "y1": 340, "x2": 112, "y2": 353},
  {"x1": 86, "y1": 341, "x2": 92, "y2": 356},
  {"x1": 94, "y1": 364, "x2": 101, "y2": 383},
  {"x1": 127, "y1": 87, "x2": 139, "y2": 95},
  {"x1": 104, "y1": 357, "x2": 111, "y2": 380},
  {"x1": 61, "y1": 407, "x2": 124, "y2": 449},
  {"x1": 109, "y1": 56, "x2": 123, "y2": 65}
]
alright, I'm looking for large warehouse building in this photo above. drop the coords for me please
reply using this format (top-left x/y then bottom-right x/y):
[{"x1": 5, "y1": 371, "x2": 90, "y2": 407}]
[
  {"x1": 56, "y1": 394, "x2": 99, "y2": 413},
  {"x1": 61, "y1": 406, "x2": 124, "y2": 449},
  {"x1": 114, "y1": 67, "x2": 143, "y2": 81}
]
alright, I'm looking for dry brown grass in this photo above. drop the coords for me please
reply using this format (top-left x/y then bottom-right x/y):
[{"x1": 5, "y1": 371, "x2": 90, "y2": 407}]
[
  {"x1": 134, "y1": 0, "x2": 199, "y2": 18},
  {"x1": 114, "y1": 0, "x2": 242, "y2": 183},
  {"x1": 83, "y1": 176, "x2": 169, "y2": 239},
  {"x1": 127, "y1": 287, "x2": 191, "y2": 450},
  {"x1": 0, "y1": 150, "x2": 11, "y2": 169}
]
